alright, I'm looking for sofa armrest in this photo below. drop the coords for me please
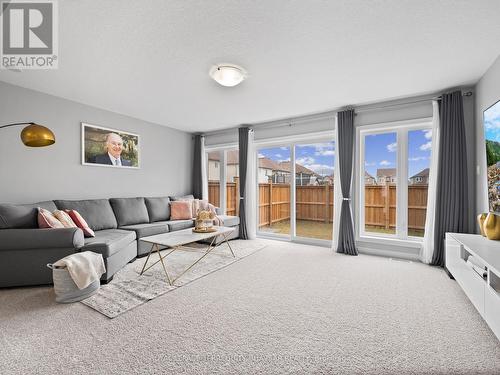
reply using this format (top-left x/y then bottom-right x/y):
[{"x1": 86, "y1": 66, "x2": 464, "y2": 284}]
[{"x1": 0, "y1": 228, "x2": 84, "y2": 251}]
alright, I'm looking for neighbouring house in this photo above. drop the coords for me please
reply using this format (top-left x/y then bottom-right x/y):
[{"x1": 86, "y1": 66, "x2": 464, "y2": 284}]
[
  {"x1": 208, "y1": 150, "x2": 239, "y2": 183},
  {"x1": 409, "y1": 168, "x2": 430, "y2": 185},
  {"x1": 365, "y1": 171, "x2": 376, "y2": 185},
  {"x1": 377, "y1": 168, "x2": 397, "y2": 184},
  {"x1": 278, "y1": 161, "x2": 319, "y2": 186},
  {"x1": 258, "y1": 157, "x2": 284, "y2": 183}
]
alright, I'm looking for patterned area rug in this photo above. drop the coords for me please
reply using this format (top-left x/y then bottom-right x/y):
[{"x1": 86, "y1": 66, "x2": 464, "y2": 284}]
[{"x1": 81, "y1": 239, "x2": 267, "y2": 318}]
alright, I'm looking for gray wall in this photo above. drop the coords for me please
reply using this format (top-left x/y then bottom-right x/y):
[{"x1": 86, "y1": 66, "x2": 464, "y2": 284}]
[
  {"x1": 0, "y1": 81, "x2": 192, "y2": 204},
  {"x1": 476, "y1": 55, "x2": 500, "y2": 220}
]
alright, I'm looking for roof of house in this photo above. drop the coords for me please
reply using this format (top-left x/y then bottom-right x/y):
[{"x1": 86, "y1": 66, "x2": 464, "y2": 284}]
[
  {"x1": 409, "y1": 168, "x2": 430, "y2": 179},
  {"x1": 365, "y1": 171, "x2": 375, "y2": 179},
  {"x1": 258, "y1": 157, "x2": 285, "y2": 171},
  {"x1": 376, "y1": 168, "x2": 396, "y2": 177},
  {"x1": 279, "y1": 161, "x2": 317, "y2": 175},
  {"x1": 207, "y1": 150, "x2": 239, "y2": 164}
]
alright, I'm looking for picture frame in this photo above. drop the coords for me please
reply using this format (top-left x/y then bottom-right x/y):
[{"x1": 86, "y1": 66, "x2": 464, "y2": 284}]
[
  {"x1": 484, "y1": 99, "x2": 500, "y2": 213},
  {"x1": 81, "y1": 122, "x2": 140, "y2": 169}
]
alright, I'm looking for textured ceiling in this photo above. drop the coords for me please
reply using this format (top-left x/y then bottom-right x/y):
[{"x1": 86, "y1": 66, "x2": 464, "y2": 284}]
[{"x1": 1, "y1": 0, "x2": 500, "y2": 132}]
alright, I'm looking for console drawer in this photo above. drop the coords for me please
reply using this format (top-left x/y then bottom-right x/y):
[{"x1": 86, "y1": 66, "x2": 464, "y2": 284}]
[
  {"x1": 485, "y1": 281, "x2": 500, "y2": 340},
  {"x1": 454, "y1": 263, "x2": 485, "y2": 316}
]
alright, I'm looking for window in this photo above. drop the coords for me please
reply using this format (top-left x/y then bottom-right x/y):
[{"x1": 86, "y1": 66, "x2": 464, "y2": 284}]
[
  {"x1": 225, "y1": 149, "x2": 239, "y2": 216},
  {"x1": 256, "y1": 137, "x2": 335, "y2": 243},
  {"x1": 407, "y1": 129, "x2": 432, "y2": 237},
  {"x1": 295, "y1": 142, "x2": 335, "y2": 240},
  {"x1": 359, "y1": 121, "x2": 432, "y2": 241},
  {"x1": 206, "y1": 148, "x2": 239, "y2": 214},
  {"x1": 207, "y1": 150, "x2": 221, "y2": 208},
  {"x1": 257, "y1": 145, "x2": 291, "y2": 236},
  {"x1": 363, "y1": 132, "x2": 397, "y2": 236}
]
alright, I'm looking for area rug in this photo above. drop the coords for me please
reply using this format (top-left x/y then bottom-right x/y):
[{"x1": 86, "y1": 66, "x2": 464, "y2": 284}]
[{"x1": 81, "y1": 239, "x2": 267, "y2": 318}]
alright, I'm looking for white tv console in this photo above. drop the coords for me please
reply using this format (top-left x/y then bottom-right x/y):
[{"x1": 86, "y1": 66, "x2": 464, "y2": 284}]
[{"x1": 445, "y1": 233, "x2": 500, "y2": 341}]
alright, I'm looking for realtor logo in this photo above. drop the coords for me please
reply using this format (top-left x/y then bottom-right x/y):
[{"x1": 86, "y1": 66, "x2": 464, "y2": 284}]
[{"x1": 1, "y1": 0, "x2": 58, "y2": 69}]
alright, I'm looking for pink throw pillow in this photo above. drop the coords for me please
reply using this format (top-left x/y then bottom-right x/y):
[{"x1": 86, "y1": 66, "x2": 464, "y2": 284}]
[
  {"x1": 170, "y1": 201, "x2": 193, "y2": 220},
  {"x1": 65, "y1": 209, "x2": 95, "y2": 237},
  {"x1": 38, "y1": 208, "x2": 65, "y2": 229},
  {"x1": 53, "y1": 210, "x2": 77, "y2": 228}
]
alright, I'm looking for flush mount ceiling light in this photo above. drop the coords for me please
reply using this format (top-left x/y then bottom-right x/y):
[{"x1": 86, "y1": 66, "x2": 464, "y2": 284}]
[{"x1": 209, "y1": 64, "x2": 247, "y2": 87}]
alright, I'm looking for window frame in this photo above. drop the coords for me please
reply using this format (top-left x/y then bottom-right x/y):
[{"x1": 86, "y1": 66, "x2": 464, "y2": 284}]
[{"x1": 356, "y1": 118, "x2": 433, "y2": 244}]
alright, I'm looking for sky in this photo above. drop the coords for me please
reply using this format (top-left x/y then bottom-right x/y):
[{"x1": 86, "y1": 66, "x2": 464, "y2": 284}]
[
  {"x1": 484, "y1": 100, "x2": 500, "y2": 142},
  {"x1": 364, "y1": 129, "x2": 432, "y2": 178},
  {"x1": 258, "y1": 142, "x2": 335, "y2": 176}
]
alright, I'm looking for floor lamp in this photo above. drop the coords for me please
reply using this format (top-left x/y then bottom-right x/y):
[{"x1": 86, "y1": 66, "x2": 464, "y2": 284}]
[{"x1": 0, "y1": 122, "x2": 55, "y2": 147}]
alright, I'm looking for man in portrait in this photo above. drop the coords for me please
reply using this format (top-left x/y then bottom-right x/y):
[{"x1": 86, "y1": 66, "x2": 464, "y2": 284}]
[{"x1": 92, "y1": 132, "x2": 132, "y2": 166}]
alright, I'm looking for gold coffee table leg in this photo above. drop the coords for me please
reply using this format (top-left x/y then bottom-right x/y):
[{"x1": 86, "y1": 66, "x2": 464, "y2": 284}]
[
  {"x1": 140, "y1": 243, "x2": 175, "y2": 285},
  {"x1": 171, "y1": 235, "x2": 218, "y2": 284}
]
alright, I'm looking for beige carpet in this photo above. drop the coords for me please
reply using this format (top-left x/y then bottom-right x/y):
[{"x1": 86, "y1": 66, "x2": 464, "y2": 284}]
[
  {"x1": 82, "y1": 240, "x2": 267, "y2": 318},
  {"x1": 1, "y1": 240, "x2": 500, "y2": 374}
]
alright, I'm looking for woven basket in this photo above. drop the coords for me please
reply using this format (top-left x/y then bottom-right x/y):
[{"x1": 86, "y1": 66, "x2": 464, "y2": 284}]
[{"x1": 47, "y1": 264, "x2": 100, "y2": 303}]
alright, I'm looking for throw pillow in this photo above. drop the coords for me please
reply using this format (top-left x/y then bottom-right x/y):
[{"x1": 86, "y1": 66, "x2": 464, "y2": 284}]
[
  {"x1": 38, "y1": 208, "x2": 65, "y2": 229},
  {"x1": 65, "y1": 209, "x2": 95, "y2": 237},
  {"x1": 170, "y1": 201, "x2": 193, "y2": 220},
  {"x1": 53, "y1": 210, "x2": 77, "y2": 228}
]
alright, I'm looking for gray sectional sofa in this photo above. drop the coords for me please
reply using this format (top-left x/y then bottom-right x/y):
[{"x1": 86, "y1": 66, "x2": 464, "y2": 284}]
[{"x1": 0, "y1": 196, "x2": 239, "y2": 288}]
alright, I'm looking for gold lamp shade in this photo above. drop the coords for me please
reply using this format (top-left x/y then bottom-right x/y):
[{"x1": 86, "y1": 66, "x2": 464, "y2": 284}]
[{"x1": 20, "y1": 123, "x2": 55, "y2": 147}]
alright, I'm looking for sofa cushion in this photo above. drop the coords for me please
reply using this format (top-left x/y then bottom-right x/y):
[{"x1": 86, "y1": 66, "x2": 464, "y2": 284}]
[
  {"x1": 0, "y1": 201, "x2": 57, "y2": 229},
  {"x1": 163, "y1": 219, "x2": 194, "y2": 232},
  {"x1": 217, "y1": 215, "x2": 240, "y2": 227},
  {"x1": 120, "y1": 222, "x2": 169, "y2": 239},
  {"x1": 81, "y1": 229, "x2": 136, "y2": 257},
  {"x1": 55, "y1": 199, "x2": 118, "y2": 231},
  {"x1": 144, "y1": 196, "x2": 170, "y2": 222},
  {"x1": 109, "y1": 197, "x2": 149, "y2": 226}
]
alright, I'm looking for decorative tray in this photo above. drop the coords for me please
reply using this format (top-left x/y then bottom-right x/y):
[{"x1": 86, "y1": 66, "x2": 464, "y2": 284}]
[{"x1": 192, "y1": 227, "x2": 218, "y2": 233}]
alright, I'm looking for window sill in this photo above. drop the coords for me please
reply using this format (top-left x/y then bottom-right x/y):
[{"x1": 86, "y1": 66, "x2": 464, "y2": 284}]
[{"x1": 357, "y1": 235, "x2": 423, "y2": 249}]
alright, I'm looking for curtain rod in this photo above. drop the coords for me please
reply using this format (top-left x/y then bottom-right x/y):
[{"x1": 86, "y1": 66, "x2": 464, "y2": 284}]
[{"x1": 202, "y1": 91, "x2": 473, "y2": 137}]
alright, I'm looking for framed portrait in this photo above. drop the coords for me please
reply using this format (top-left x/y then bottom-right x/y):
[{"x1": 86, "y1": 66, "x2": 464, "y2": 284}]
[{"x1": 81, "y1": 123, "x2": 140, "y2": 168}]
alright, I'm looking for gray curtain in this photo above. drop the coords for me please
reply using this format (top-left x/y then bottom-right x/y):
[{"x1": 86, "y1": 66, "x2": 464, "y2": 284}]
[
  {"x1": 192, "y1": 135, "x2": 203, "y2": 199},
  {"x1": 337, "y1": 109, "x2": 358, "y2": 255},
  {"x1": 238, "y1": 127, "x2": 249, "y2": 239},
  {"x1": 431, "y1": 91, "x2": 469, "y2": 266}
]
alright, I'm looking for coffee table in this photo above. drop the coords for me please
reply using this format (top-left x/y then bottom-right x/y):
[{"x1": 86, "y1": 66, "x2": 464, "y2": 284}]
[{"x1": 139, "y1": 226, "x2": 235, "y2": 285}]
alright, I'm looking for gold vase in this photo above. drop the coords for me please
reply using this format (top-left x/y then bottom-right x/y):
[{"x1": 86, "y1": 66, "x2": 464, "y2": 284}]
[
  {"x1": 478, "y1": 213, "x2": 488, "y2": 237},
  {"x1": 483, "y1": 213, "x2": 500, "y2": 240}
]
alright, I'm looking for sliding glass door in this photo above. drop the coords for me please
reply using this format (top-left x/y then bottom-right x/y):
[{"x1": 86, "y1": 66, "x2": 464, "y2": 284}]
[
  {"x1": 256, "y1": 136, "x2": 335, "y2": 245},
  {"x1": 294, "y1": 142, "x2": 335, "y2": 241},
  {"x1": 256, "y1": 145, "x2": 291, "y2": 237}
]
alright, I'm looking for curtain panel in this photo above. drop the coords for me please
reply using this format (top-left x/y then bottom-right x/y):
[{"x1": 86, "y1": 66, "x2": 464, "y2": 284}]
[
  {"x1": 431, "y1": 91, "x2": 470, "y2": 267},
  {"x1": 336, "y1": 109, "x2": 358, "y2": 255}
]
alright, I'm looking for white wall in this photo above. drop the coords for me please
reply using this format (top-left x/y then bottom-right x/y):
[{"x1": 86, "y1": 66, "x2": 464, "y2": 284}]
[
  {"x1": 0, "y1": 81, "x2": 193, "y2": 203},
  {"x1": 476, "y1": 55, "x2": 500, "y2": 221}
]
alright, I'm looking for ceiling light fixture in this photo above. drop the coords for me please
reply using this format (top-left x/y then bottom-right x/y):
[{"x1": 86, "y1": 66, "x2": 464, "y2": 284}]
[{"x1": 209, "y1": 64, "x2": 247, "y2": 87}]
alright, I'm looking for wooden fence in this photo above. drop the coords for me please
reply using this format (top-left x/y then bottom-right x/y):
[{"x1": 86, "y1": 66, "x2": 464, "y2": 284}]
[{"x1": 208, "y1": 181, "x2": 427, "y2": 231}]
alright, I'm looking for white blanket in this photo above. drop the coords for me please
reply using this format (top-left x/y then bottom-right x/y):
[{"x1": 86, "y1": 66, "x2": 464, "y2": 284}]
[{"x1": 54, "y1": 251, "x2": 106, "y2": 290}]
